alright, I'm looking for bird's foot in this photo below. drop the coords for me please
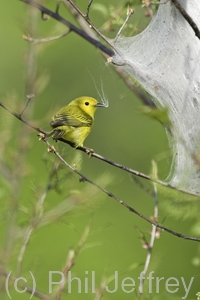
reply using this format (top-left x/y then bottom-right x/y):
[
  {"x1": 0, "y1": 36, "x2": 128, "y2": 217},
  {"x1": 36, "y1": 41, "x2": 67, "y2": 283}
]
[
  {"x1": 38, "y1": 132, "x2": 47, "y2": 140},
  {"x1": 83, "y1": 146, "x2": 94, "y2": 158}
]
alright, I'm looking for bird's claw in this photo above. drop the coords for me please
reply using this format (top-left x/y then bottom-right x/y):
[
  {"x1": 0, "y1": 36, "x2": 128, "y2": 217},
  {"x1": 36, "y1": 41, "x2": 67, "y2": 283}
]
[
  {"x1": 85, "y1": 147, "x2": 94, "y2": 158},
  {"x1": 47, "y1": 146, "x2": 56, "y2": 153},
  {"x1": 38, "y1": 132, "x2": 46, "y2": 140}
]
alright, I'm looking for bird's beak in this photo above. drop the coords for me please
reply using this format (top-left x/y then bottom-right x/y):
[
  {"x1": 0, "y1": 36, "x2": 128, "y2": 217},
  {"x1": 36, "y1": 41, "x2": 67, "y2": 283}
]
[{"x1": 95, "y1": 102, "x2": 106, "y2": 107}]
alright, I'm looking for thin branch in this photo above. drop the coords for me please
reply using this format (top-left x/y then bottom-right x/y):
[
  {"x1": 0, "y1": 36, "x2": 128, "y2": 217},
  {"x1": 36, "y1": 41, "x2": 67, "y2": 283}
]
[
  {"x1": 0, "y1": 100, "x2": 47, "y2": 134},
  {"x1": 171, "y1": 0, "x2": 200, "y2": 39},
  {"x1": 66, "y1": 0, "x2": 121, "y2": 54},
  {"x1": 1, "y1": 271, "x2": 53, "y2": 300},
  {"x1": 76, "y1": 144, "x2": 200, "y2": 198},
  {"x1": 142, "y1": 0, "x2": 155, "y2": 18},
  {"x1": 86, "y1": 0, "x2": 93, "y2": 19},
  {"x1": 20, "y1": 0, "x2": 115, "y2": 57},
  {"x1": 114, "y1": 7, "x2": 134, "y2": 43},
  {"x1": 41, "y1": 138, "x2": 200, "y2": 243},
  {"x1": 64, "y1": 1, "x2": 155, "y2": 108},
  {"x1": 16, "y1": 157, "x2": 68, "y2": 277},
  {"x1": 65, "y1": 0, "x2": 200, "y2": 69},
  {"x1": 1, "y1": 96, "x2": 200, "y2": 200},
  {"x1": 19, "y1": 94, "x2": 35, "y2": 117},
  {"x1": 0, "y1": 99, "x2": 199, "y2": 198},
  {"x1": 16, "y1": 226, "x2": 34, "y2": 277},
  {"x1": 17, "y1": 187, "x2": 48, "y2": 277},
  {"x1": 16, "y1": 166, "x2": 71, "y2": 277},
  {"x1": 56, "y1": 0, "x2": 61, "y2": 14},
  {"x1": 55, "y1": 225, "x2": 90, "y2": 300},
  {"x1": 23, "y1": 30, "x2": 71, "y2": 43},
  {"x1": 1, "y1": 101, "x2": 200, "y2": 241},
  {"x1": 22, "y1": 0, "x2": 156, "y2": 108},
  {"x1": 25, "y1": 287, "x2": 53, "y2": 300},
  {"x1": 94, "y1": 275, "x2": 108, "y2": 300},
  {"x1": 138, "y1": 179, "x2": 158, "y2": 295}
]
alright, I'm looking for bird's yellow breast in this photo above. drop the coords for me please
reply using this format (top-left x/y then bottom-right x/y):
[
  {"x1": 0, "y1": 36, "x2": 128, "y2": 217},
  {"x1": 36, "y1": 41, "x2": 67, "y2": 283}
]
[{"x1": 61, "y1": 125, "x2": 92, "y2": 147}]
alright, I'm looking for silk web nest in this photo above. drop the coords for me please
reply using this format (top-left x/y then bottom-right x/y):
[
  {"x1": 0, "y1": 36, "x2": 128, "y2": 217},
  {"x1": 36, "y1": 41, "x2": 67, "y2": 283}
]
[{"x1": 110, "y1": 0, "x2": 200, "y2": 193}]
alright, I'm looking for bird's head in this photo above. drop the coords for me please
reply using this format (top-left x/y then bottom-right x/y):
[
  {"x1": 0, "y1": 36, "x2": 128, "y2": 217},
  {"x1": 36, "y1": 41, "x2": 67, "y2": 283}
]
[{"x1": 69, "y1": 96, "x2": 106, "y2": 117}]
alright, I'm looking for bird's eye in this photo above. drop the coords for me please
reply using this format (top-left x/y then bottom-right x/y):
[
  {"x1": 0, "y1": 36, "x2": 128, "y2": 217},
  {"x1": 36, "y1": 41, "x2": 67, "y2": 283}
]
[{"x1": 85, "y1": 102, "x2": 89, "y2": 106}]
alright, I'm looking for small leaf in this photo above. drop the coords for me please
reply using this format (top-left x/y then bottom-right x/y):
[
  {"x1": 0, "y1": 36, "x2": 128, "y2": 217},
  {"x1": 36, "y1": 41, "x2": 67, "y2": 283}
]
[{"x1": 141, "y1": 106, "x2": 171, "y2": 126}]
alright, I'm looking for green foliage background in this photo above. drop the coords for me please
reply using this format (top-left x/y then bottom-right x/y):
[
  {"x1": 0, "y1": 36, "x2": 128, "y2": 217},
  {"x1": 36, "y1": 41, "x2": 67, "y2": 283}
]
[{"x1": 0, "y1": 1, "x2": 200, "y2": 299}]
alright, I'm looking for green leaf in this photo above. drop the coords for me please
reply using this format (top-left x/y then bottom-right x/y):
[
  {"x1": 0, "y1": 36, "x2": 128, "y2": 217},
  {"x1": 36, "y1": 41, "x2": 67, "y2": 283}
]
[{"x1": 141, "y1": 106, "x2": 171, "y2": 126}]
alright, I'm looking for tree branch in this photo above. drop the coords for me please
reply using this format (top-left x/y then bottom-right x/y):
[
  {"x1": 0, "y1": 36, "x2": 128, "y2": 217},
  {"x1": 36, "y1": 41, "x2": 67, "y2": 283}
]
[
  {"x1": 0, "y1": 100, "x2": 199, "y2": 241},
  {"x1": 1, "y1": 270, "x2": 53, "y2": 300},
  {"x1": 1, "y1": 99, "x2": 200, "y2": 198},
  {"x1": 55, "y1": 224, "x2": 91, "y2": 300},
  {"x1": 138, "y1": 177, "x2": 159, "y2": 296},
  {"x1": 64, "y1": 1, "x2": 155, "y2": 108},
  {"x1": 75, "y1": 143, "x2": 200, "y2": 198},
  {"x1": 20, "y1": 0, "x2": 115, "y2": 57},
  {"x1": 0, "y1": 100, "x2": 47, "y2": 134},
  {"x1": 41, "y1": 138, "x2": 200, "y2": 243},
  {"x1": 171, "y1": 0, "x2": 200, "y2": 39},
  {"x1": 21, "y1": 0, "x2": 156, "y2": 108}
]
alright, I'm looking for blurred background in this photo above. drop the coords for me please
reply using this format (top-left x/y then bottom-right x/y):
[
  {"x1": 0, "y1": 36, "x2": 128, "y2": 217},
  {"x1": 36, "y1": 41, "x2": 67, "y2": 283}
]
[{"x1": 0, "y1": 1, "x2": 200, "y2": 299}]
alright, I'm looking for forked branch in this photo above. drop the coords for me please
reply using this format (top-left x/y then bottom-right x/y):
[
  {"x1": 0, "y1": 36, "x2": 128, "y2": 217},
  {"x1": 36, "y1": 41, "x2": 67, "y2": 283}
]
[{"x1": 20, "y1": 0, "x2": 115, "y2": 57}]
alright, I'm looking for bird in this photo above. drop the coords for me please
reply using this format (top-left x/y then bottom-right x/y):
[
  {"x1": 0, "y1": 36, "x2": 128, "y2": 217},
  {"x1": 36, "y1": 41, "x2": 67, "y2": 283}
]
[{"x1": 48, "y1": 96, "x2": 106, "y2": 150}]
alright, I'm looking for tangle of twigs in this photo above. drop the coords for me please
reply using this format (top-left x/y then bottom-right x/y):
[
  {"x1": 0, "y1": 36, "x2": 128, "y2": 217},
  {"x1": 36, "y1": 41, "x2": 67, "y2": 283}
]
[{"x1": 0, "y1": 99, "x2": 200, "y2": 243}]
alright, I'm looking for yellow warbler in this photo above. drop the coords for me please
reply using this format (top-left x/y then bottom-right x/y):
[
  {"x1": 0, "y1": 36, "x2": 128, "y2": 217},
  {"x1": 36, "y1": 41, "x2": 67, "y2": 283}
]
[{"x1": 49, "y1": 96, "x2": 106, "y2": 148}]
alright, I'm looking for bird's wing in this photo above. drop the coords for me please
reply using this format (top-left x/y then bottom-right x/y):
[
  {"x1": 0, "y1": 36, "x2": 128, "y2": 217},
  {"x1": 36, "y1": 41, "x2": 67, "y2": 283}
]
[{"x1": 50, "y1": 106, "x2": 93, "y2": 128}]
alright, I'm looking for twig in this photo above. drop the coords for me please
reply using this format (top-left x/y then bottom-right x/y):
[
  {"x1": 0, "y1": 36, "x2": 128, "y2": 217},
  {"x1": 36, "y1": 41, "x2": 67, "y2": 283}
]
[
  {"x1": 56, "y1": 0, "x2": 61, "y2": 14},
  {"x1": 0, "y1": 99, "x2": 199, "y2": 198},
  {"x1": 42, "y1": 138, "x2": 200, "y2": 243},
  {"x1": 16, "y1": 147, "x2": 63, "y2": 279},
  {"x1": 16, "y1": 226, "x2": 34, "y2": 277},
  {"x1": 16, "y1": 165, "x2": 70, "y2": 277},
  {"x1": 20, "y1": 0, "x2": 115, "y2": 57},
  {"x1": 1, "y1": 270, "x2": 53, "y2": 300},
  {"x1": 76, "y1": 144, "x2": 200, "y2": 198},
  {"x1": 21, "y1": 0, "x2": 156, "y2": 107},
  {"x1": 23, "y1": 30, "x2": 71, "y2": 43},
  {"x1": 86, "y1": 0, "x2": 93, "y2": 19},
  {"x1": 66, "y1": 0, "x2": 200, "y2": 69},
  {"x1": 0, "y1": 100, "x2": 47, "y2": 134},
  {"x1": 149, "y1": 1, "x2": 170, "y2": 4},
  {"x1": 64, "y1": 1, "x2": 156, "y2": 107},
  {"x1": 171, "y1": 0, "x2": 200, "y2": 39},
  {"x1": 17, "y1": 187, "x2": 48, "y2": 277},
  {"x1": 15, "y1": 3, "x2": 38, "y2": 280},
  {"x1": 131, "y1": 175, "x2": 154, "y2": 198},
  {"x1": 19, "y1": 94, "x2": 35, "y2": 117},
  {"x1": 114, "y1": 8, "x2": 134, "y2": 43},
  {"x1": 138, "y1": 179, "x2": 158, "y2": 295},
  {"x1": 17, "y1": 155, "x2": 71, "y2": 277},
  {"x1": 25, "y1": 287, "x2": 53, "y2": 300},
  {"x1": 142, "y1": 0, "x2": 154, "y2": 18},
  {"x1": 66, "y1": 0, "x2": 122, "y2": 56},
  {"x1": 1, "y1": 101, "x2": 200, "y2": 242},
  {"x1": 1, "y1": 97, "x2": 200, "y2": 200},
  {"x1": 94, "y1": 275, "x2": 108, "y2": 300},
  {"x1": 55, "y1": 225, "x2": 90, "y2": 300}
]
